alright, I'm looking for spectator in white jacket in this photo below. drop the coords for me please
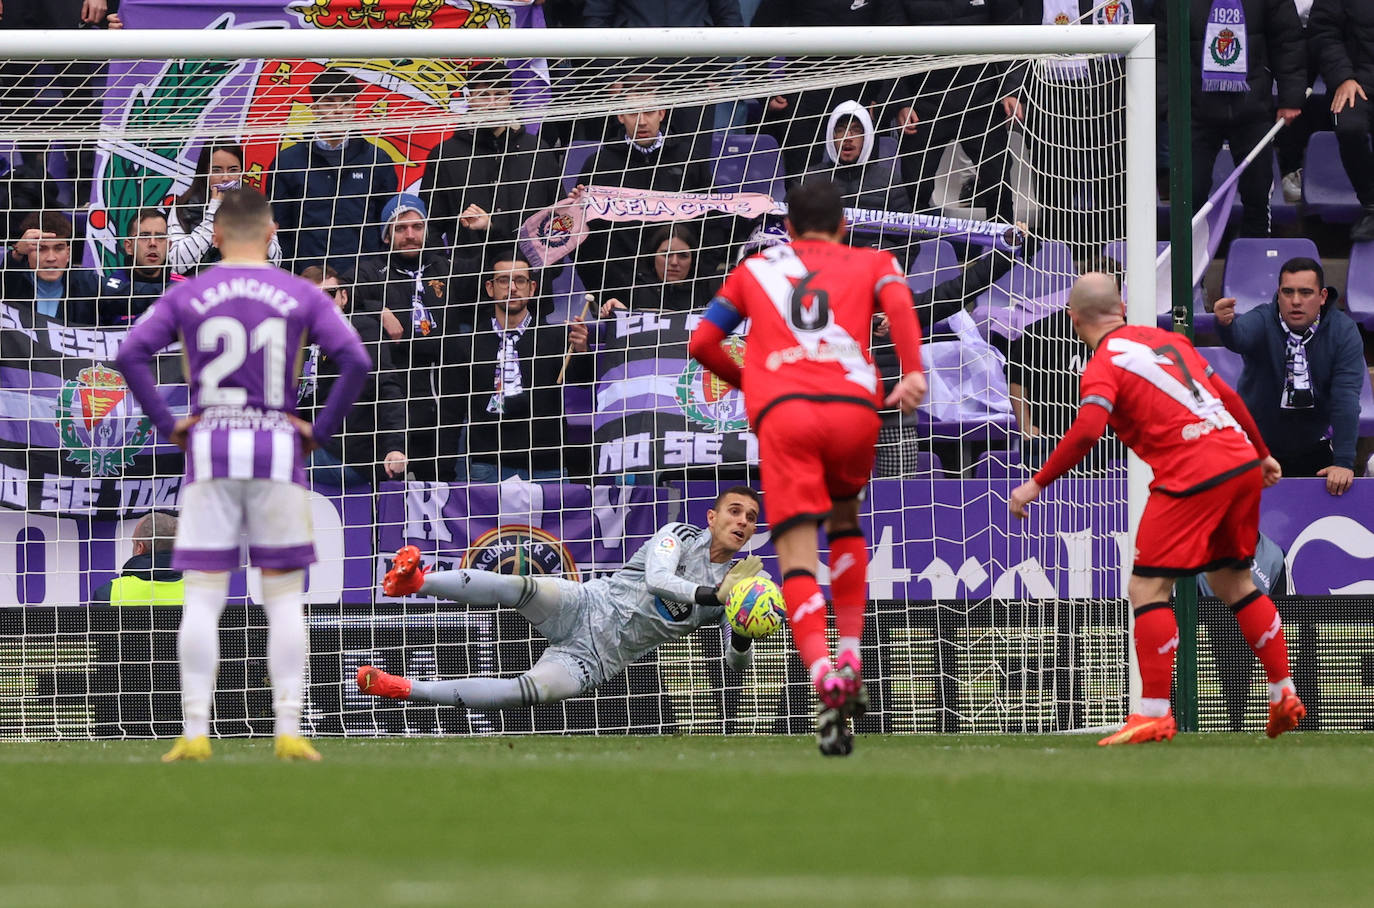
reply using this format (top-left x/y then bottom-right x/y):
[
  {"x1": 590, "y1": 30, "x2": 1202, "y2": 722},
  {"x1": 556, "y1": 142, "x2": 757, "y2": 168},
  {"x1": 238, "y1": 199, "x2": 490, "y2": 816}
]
[{"x1": 167, "y1": 143, "x2": 282, "y2": 275}]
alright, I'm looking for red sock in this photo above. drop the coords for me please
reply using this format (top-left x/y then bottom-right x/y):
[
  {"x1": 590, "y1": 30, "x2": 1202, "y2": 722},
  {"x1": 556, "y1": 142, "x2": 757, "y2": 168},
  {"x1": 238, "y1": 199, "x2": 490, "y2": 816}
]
[
  {"x1": 828, "y1": 533, "x2": 868, "y2": 642},
  {"x1": 783, "y1": 571, "x2": 829, "y2": 672},
  {"x1": 1133, "y1": 604, "x2": 1178, "y2": 701},
  {"x1": 1232, "y1": 591, "x2": 1291, "y2": 683}
]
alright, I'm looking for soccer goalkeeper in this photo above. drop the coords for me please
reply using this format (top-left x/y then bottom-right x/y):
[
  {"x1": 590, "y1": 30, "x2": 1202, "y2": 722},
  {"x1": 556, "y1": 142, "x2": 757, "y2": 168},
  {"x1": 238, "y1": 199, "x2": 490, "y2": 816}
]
[{"x1": 357, "y1": 486, "x2": 766, "y2": 709}]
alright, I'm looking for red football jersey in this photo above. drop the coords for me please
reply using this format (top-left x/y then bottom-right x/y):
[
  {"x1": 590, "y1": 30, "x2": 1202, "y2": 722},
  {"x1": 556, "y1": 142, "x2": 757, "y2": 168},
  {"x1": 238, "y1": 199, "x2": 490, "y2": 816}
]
[
  {"x1": 713, "y1": 239, "x2": 914, "y2": 427},
  {"x1": 1078, "y1": 324, "x2": 1260, "y2": 494}
]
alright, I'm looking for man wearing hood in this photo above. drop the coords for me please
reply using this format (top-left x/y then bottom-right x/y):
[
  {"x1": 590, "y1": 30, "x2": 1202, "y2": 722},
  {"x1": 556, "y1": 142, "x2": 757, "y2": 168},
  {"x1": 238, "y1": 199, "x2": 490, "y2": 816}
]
[
  {"x1": 354, "y1": 194, "x2": 468, "y2": 482},
  {"x1": 420, "y1": 62, "x2": 561, "y2": 281},
  {"x1": 1215, "y1": 256, "x2": 1363, "y2": 494},
  {"x1": 802, "y1": 103, "x2": 912, "y2": 212},
  {"x1": 449, "y1": 249, "x2": 591, "y2": 482},
  {"x1": 269, "y1": 68, "x2": 398, "y2": 275}
]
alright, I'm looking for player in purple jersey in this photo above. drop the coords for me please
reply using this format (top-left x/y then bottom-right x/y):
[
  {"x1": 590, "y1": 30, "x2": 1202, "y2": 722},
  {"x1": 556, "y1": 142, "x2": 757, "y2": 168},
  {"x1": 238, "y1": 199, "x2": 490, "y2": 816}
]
[{"x1": 115, "y1": 188, "x2": 370, "y2": 762}]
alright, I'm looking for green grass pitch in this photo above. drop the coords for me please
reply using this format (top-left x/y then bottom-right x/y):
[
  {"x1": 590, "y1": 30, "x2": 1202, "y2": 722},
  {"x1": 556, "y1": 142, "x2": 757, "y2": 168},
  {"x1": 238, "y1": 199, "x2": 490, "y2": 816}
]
[{"x1": 2, "y1": 733, "x2": 1372, "y2": 907}]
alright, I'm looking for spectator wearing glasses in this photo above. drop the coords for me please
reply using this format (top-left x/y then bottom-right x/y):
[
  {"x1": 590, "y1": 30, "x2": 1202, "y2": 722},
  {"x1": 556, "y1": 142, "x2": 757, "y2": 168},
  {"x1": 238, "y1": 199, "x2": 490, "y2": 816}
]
[{"x1": 448, "y1": 250, "x2": 591, "y2": 483}]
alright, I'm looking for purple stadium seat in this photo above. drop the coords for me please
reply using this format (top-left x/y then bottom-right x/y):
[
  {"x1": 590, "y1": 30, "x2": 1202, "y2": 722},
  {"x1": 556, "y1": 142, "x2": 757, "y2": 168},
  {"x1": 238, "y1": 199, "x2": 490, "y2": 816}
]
[
  {"x1": 710, "y1": 133, "x2": 785, "y2": 200},
  {"x1": 975, "y1": 240, "x2": 1076, "y2": 310},
  {"x1": 1199, "y1": 345, "x2": 1243, "y2": 389},
  {"x1": 974, "y1": 448, "x2": 1025, "y2": 479},
  {"x1": 1208, "y1": 147, "x2": 1246, "y2": 222},
  {"x1": 1303, "y1": 131, "x2": 1363, "y2": 224},
  {"x1": 559, "y1": 139, "x2": 602, "y2": 195},
  {"x1": 1345, "y1": 241, "x2": 1374, "y2": 330},
  {"x1": 906, "y1": 239, "x2": 961, "y2": 294},
  {"x1": 1221, "y1": 236, "x2": 1320, "y2": 316}
]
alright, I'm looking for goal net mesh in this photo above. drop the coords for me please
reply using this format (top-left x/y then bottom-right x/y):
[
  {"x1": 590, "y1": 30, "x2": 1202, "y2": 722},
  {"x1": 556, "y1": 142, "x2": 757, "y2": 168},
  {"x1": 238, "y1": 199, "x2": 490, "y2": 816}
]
[{"x1": 0, "y1": 37, "x2": 1150, "y2": 739}]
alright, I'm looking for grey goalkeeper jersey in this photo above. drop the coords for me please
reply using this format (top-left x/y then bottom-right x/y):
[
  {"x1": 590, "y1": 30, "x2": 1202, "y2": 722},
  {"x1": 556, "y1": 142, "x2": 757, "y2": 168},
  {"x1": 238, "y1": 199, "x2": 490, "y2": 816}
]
[{"x1": 579, "y1": 522, "x2": 731, "y2": 677}]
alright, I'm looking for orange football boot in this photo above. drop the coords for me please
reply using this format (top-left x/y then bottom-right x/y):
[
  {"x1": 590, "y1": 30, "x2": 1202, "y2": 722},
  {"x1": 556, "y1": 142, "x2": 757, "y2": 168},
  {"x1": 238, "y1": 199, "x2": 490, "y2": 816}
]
[
  {"x1": 383, "y1": 545, "x2": 427, "y2": 597},
  {"x1": 1266, "y1": 689, "x2": 1306, "y2": 738},
  {"x1": 356, "y1": 665, "x2": 412, "y2": 700},
  {"x1": 1097, "y1": 712, "x2": 1178, "y2": 746}
]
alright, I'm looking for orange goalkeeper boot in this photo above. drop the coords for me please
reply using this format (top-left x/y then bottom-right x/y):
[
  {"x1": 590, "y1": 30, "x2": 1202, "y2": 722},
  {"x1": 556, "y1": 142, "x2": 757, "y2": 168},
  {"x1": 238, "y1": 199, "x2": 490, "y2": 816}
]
[
  {"x1": 1097, "y1": 712, "x2": 1178, "y2": 746},
  {"x1": 383, "y1": 545, "x2": 427, "y2": 597},
  {"x1": 356, "y1": 665, "x2": 412, "y2": 700},
  {"x1": 1266, "y1": 688, "x2": 1306, "y2": 738}
]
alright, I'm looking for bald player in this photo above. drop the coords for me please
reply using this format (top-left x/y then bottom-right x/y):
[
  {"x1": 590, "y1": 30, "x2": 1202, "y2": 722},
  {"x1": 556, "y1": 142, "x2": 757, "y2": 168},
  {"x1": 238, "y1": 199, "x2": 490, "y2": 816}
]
[{"x1": 1008, "y1": 273, "x2": 1305, "y2": 745}]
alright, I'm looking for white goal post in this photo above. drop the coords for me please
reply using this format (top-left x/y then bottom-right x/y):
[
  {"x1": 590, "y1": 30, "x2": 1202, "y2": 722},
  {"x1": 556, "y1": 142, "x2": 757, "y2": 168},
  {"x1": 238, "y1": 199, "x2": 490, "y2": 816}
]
[{"x1": 0, "y1": 23, "x2": 1158, "y2": 738}]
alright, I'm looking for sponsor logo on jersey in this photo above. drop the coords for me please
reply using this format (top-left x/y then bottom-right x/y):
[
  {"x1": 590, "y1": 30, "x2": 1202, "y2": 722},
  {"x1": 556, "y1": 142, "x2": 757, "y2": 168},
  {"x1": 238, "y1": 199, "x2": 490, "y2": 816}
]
[
  {"x1": 461, "y1": 524, "x2": 579, "y2": 579},
  {"x1": 657, "y1": 535, "x2": 678, "y2": 553},
  {"x1": 678, "y1": 335, "x2": 748, "y2": 432},
  {"x1": 55, "y1": 365, "x2": 155, "y2": 477}
]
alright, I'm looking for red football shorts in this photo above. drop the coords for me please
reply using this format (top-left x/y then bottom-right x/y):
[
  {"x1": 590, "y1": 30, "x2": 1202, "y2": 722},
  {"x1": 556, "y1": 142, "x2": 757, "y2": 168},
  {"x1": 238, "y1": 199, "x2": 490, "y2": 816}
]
[
  {"x1": 756, "y1": 399, "x2": 880, "y2": 536},
  {"x1": 1133, "y1": 466, "x2": 1262, "y2": 577}
]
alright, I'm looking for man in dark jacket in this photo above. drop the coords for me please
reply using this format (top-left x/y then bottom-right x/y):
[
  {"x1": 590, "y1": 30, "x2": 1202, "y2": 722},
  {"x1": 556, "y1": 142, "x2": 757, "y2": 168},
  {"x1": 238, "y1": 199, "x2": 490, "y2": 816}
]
[
  {"x1": 99, "y1": 208, "x2": 173, "y2": 327},
  {"x1": 1156, "y1": 0, "x2": 1306, "y2": 237},
  {"x1": 1308, "y1": 0, "x2": 1374, "y2": 240},
  {"x1": 454, "y1": 250, "x2": 592, "y2": 482},
  {"x1": 574, "y1": 92, "x2": 718, "y2": 298},
  {"x1": 92, "y1": 512, "x2": 183, "y2": 607},
  {"x1": 421, "y1": 62, "x2": 561, "y2": 283},
  {"x1": 299, "y1": 264, "x2": 408, "y2": 487},
  {"x1": 889, "y1": 0, "x2": 1024, "y2": 224},
  {"x1": 2, "y1": 210, "x2": 101, "y2": 326},
  {"x1": 1215, "y1": 256, "x2": 1363, "y2": 495},
  {"x1": 354, "y1": 194, "x2": 469, "y2": 482},
  {"x1": 269, "y1": 68, "x2": 399, "y2": 275},
  {"x1": 756, "y1": 0, "x2": 903, "y2": 177}
]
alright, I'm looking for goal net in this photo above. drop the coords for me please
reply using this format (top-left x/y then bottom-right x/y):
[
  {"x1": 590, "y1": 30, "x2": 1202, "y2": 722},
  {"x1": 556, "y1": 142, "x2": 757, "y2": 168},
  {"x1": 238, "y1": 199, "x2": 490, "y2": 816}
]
[{"x1": 0, "y1": 21, "x2": 1160, "y2": 740}]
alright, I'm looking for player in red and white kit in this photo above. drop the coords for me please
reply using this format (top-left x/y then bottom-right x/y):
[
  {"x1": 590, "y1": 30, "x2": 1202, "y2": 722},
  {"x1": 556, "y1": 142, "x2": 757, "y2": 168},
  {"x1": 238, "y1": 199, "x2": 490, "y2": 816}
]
[
  {"x1": 688, "y1": 181, "x2": 927, "y2": 756},
  {"x1": 1009, "y1": 273, "x2": 1305, "y2": 745}
]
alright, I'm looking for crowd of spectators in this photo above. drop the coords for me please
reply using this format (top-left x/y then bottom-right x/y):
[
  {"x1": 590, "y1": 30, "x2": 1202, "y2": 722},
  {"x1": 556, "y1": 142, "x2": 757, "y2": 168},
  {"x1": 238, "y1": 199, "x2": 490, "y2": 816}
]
[{"x1": 4, "y1": 1, "x2": 1373, "y2": 492}]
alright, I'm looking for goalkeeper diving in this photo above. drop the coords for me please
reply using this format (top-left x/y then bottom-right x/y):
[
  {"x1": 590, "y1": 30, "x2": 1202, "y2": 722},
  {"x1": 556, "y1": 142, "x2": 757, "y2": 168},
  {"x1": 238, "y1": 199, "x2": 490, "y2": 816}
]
[{"x1": 357, "y1": 486, "x2": 768, "y2": 709}]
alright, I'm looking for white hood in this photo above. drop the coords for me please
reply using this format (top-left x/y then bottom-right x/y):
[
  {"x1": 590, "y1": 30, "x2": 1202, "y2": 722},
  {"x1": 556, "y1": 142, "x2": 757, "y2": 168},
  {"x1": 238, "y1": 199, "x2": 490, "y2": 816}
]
[{"x1": 823, "y1": 99, "x2": 875, "y2": 166}]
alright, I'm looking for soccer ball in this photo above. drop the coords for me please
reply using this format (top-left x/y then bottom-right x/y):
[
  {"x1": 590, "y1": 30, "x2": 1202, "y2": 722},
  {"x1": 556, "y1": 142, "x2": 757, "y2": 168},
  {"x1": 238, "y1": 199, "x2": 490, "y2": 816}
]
[{"x1": 725, "y1": 577, "x2": 786, "y2": 639}]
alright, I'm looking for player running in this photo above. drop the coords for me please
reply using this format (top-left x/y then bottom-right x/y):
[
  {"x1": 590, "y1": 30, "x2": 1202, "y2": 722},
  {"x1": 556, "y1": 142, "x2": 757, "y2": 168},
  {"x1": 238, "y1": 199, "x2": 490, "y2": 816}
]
[
  {"x1": 115, "y1": 188, "x2": 371, "y2": 762},
  {"x1": 688, "y1": 181, "x2": 928, "y2": 756},
  {"x1": 1009, "y1": 272, "x2": 1305, "y2": 745},
  {"x1": 358, "y1": 486, "x2": 767, "y2": 710}
]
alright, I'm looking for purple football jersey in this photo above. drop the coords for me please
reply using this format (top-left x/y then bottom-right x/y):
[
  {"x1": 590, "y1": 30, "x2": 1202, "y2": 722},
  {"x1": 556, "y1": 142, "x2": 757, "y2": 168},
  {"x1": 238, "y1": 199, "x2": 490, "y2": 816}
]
[{"x1": 116, "y1": 263, "x2": 370, "y2": 487}]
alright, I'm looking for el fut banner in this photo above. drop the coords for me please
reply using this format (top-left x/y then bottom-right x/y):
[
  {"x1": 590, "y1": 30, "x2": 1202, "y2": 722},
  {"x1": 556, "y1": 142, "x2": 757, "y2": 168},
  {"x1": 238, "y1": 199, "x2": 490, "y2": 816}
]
[
  {"x1": 592, "y1": 310, "x2": 755, "y2": 477},
  {"x1": 89, "y1": 0, "x2": 549, "y2": 275},
  {"x1": 0, "y1": 303, "x2": 187, "y2": 514}
]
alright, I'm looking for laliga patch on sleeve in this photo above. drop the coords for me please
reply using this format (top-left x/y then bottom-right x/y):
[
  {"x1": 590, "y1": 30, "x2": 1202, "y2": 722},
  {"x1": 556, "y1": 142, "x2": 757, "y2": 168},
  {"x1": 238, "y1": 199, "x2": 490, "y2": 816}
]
[{"x1": 657, "y1": 535, "x2": 678, "y2": 553}]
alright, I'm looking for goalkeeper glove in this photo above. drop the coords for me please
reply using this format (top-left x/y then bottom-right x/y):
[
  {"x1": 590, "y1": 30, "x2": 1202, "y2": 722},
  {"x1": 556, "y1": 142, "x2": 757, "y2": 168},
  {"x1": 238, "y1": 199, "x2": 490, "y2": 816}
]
[
  {"x1": 715, "y1": 554, "x2": 763, "y2": 605},
  {"x1": 724, "y1": 631, "x2": 753, "y2": 673}
]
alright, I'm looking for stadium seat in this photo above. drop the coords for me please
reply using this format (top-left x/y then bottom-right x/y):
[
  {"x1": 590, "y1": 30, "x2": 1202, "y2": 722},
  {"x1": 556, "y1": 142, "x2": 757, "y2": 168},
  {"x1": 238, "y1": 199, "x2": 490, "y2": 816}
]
[
  {"x1": 710, "y1": 133, "x2": 785, "y2": 200},
  {"x1": 906, "y1": 239, "x2": 961, "y2": 294},
  {"x1": 1303, "y1": 132, "x2": 1363, "y2": 224},
  {"x1": 1198, "y1": 345, "x2": 1243, "y2": 389},
  {"x1": 975, "y1": 240, "x2": 1076, "y2": 310},
  {"x1": 974, "y1": 448, "x2": 1025, "y2": 479},
  {"x1": 1345, "y1": 242, "x2": 1374, "y2": 330},
  {"x1": 1222, "y1": 236, "x2": 1319, "y2": 316},
  {"x1": 559, "y1": 139, "x2": 602, "y2": 196},
  {"x1": 1208, "y1": 146, "x2": 1246, "y2": 223}
]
